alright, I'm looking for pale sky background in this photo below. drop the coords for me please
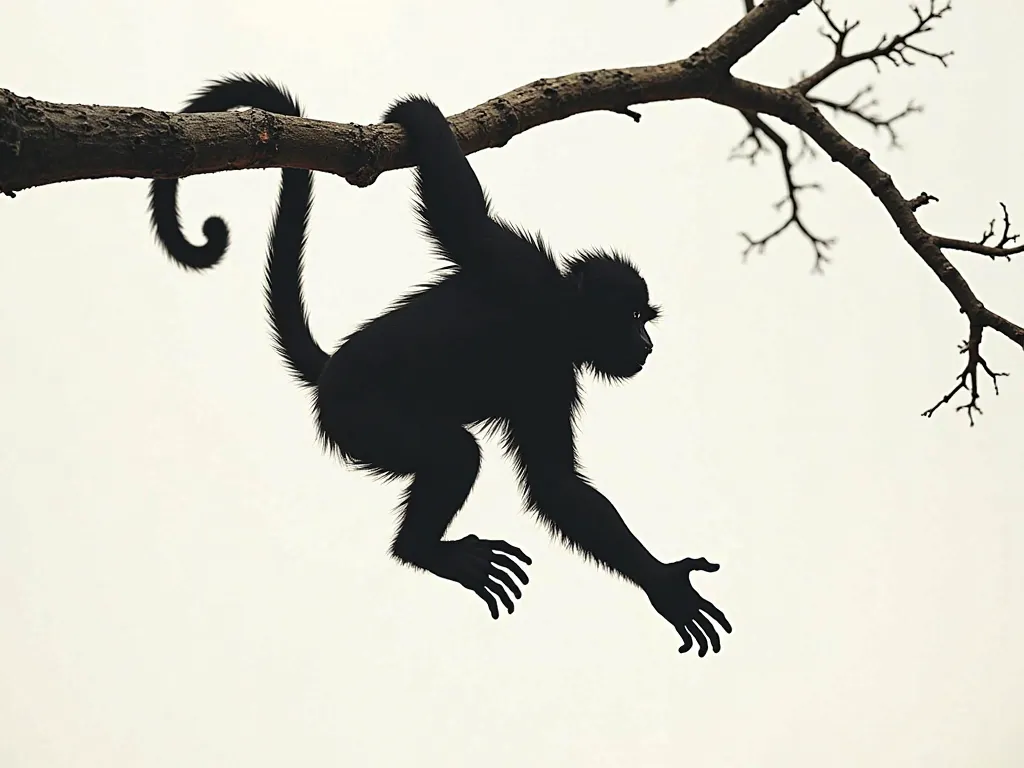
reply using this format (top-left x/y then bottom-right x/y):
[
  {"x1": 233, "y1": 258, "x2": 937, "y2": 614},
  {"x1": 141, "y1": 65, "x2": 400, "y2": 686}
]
[{"x1": 2, "y1": 1, "x2": 1022, "y2": 766}]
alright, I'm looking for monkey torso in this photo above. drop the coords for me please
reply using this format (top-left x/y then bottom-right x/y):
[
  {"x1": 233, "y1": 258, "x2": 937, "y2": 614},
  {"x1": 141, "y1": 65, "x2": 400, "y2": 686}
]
[{"x1": 318, "y1": 269, "x2": 578, "y2": 426}]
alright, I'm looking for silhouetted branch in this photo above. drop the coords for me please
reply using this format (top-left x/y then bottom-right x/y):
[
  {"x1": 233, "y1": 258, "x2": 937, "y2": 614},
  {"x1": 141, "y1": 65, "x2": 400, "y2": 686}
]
[
  {"x1": 732, "y1": 112, "x2": 834, "y2": 271},
  {"x1": 707, "y1": 76, "x2": 1024, "y2": 424},
  {"x1": 0, "y1": 0, "x2": 809, "y2": 195},
  {"x1": 1, "y1": 0, "x2": 1021, "y2": 422},
  {"x1": 809, "y1": 86, "x2": 921, "y2": 148},
  {"x1": 921, "y1": 320, "x2": 1009, "y2": 426},
  {"x1": 934, "y1": 203, "x2": 1024, "y2": 260},
  {"x1": 907, "y1": 191, "x2": 938, "y2": 211},
  {"x1": 796, "y1": 0, "x2": 954, "y2": 94},
  {"x1": 723, "y1": 2, "x2": 950, "y2": 272}
]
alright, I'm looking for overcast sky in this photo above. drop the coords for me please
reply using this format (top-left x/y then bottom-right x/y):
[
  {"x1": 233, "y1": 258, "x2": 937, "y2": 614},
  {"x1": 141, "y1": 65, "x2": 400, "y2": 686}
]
[{"x1": 2, "y1": 1, "x2": 1022, "y2": 765}]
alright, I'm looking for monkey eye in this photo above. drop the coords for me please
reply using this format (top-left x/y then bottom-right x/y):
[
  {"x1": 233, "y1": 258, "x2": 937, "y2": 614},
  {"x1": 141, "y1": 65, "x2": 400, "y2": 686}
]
[{"x1": 632, "y1": 310, "x2": 643, "y2": 321}]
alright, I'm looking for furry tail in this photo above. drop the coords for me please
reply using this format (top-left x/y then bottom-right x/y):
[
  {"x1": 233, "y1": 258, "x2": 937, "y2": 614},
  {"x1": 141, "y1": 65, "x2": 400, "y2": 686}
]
[
  {"x1": 150, "y1": 74, "x2": 327, "y2": 387},
  {"x1": 148, "y1": 74, "x2": 304, "y2": 271},
  {"x1": 262, "y1": 155, "x2": 327, "y2": 389}
]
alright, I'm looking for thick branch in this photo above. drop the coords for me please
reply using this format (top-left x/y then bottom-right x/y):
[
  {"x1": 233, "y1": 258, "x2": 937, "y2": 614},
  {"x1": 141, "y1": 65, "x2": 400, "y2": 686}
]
[
  {"x1": 707, "y1": 77, "x2": 1024, "y2": 421},
  {"x1": 707, "y1": 79, "x2": 1005, "y2": 322},
  {"x1": 0, "y1": 0, "x2": 812, "y2": 195},
  {"x1": 0, "y1": 0, "x2": 1019, "y2": 422},
  {"x1": 717, "y1": 3, "x2": 950, "y2": 273}
]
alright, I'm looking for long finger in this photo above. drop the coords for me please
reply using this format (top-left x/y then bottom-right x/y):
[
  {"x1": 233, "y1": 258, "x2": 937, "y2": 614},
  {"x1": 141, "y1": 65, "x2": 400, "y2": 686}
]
[
  {"x1": 474, "y1": 586, "x2": 500, "y2": 619},
  {"x1": 699, "y1": 599, "x2": 732, "y2": 634},
  {"x1": 487, "y1": 540, "x2": 532, "y2": 565},
  {"x1": 687, "y1": 620, "x2": 710, "y2": 657},
  {"x1": 677, "y1": 626, "x2": 694, "y2": 654},
  {"x1": 489, "y1": 566, "x2": 523, "y2": 600},
  {"x1": 693, "y1": 613, "x2": 721, "y2": 654},
  {"x1": 487, "y1": 578, "x2": 516, "y2": 615},
  {"x1": 491, "y1": 553, "x2": 530, "y2": 585}
]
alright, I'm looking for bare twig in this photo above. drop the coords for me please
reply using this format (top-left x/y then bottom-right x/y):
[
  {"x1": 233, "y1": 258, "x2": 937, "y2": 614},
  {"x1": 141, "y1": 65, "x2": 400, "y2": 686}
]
[
  {"x1": 706, "y1": 77, "x2": 1024, "y2": 423},
  {"x1": 1, "y1": 0, "x2": 1020, "y2": 423},
  {"x1": 797, "y1": 0, "x2": 954, "y2": 94},
  {"x1": 732, "y1": 112, "x2": 835, "y2": 271},
  {"x1": 810, "y1": 86, "x2": 922, "y2": 148},
  {"x1": 614, "y1": 105, "x2": 643, "y2": 123},
  {"x1": 921, "y1": 320, "x2": 1009, "y2": 426},
  {"x1": 724, "y1": 2, "x2": 947, "y2": 268},
  {"x1": 935, "y1": 203, "x2": 1024, "y2": 260},
  {"x1": 907, "y1": 191, "x2": 938, "y2": 211}
]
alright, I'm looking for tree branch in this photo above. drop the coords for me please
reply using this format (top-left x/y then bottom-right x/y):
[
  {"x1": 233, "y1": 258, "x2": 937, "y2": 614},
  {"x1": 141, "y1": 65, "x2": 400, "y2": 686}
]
[
  {"x1": 0, "y1": 0, "x2": 812, "y2": 195},
  {"x1": 726, "y1": 1, "x2": 952, "y2": 272},
  {"x1": 809, "y1": 86, "x2": 922, "y2": 149},
  {"x1": 1, "y1": 0, "x2": 1019, "y2": 423},
  {"x1": 731, "y1": 111, "x2": 834, "y2": 271},
  {"x1": 706, "y1": 76, "x2": 1024, "y2": 423},
  {"x1": 795, "y1": 0, "x2": 954, "y2": 95},
  {"x1": 920, "y1": 318, "x2": 1008, "y2": 427},
  {"x1": 934, "y1": 203, "x2": 1024, "y2": 260}
]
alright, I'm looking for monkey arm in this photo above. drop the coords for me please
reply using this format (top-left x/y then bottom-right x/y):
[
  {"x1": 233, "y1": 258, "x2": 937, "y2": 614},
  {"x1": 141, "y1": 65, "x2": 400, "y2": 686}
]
[
  {"x1": 534, "y1": 476, "x2": 665, "y2": 590},
  {"x1": 382, "y1": 96, "x2": 558, "y2": 292},
  {"x1": 382, "y1": 96, "x2": 490, "y2": 256},
  {"x1": 507, "y1": 412, "x2": 664, "y2": 590},
  {"x1": 508, "y1": 409, "x2": 731, "y2": 654}
]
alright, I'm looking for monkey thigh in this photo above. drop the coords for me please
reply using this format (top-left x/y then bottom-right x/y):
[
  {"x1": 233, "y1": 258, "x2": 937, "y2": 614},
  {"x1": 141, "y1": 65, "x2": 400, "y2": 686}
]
[
  {"x1": 317, "y1": 394, "x2": 482, "y2": 552},
  {"x1": 317, "y1": 393, "x2": 481, "y2": 480}
]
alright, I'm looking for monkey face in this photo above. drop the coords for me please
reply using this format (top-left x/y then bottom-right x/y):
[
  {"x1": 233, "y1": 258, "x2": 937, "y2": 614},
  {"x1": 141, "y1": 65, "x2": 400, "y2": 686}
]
[{"x1": 566, "y1": 251, "x2": 660, "y2": 380}]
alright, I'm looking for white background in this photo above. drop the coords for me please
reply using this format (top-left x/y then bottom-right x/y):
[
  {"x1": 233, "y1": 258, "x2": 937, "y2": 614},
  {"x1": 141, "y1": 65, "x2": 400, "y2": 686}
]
[{"x1": 2, "y1": 0, "x2": 1022, "y2": 765}]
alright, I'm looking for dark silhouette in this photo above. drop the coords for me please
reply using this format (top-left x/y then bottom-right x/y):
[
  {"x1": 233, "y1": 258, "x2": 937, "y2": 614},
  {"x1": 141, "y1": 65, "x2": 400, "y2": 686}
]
[
  {"x1": 149, "y1": 75, "x2": 732, "y2": 656},
  {"x1": 148, "y1": 74, "x2": 303, "y2": 270}
]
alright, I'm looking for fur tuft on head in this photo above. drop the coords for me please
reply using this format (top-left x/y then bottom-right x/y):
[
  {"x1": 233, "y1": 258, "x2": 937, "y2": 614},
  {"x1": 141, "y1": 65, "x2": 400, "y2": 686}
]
[{"x1": 562, "y1": 249, "x2": 660, "y2": 380}]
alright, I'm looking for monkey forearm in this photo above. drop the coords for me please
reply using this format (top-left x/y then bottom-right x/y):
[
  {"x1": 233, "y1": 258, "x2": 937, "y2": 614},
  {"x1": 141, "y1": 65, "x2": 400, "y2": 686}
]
[{"x1": 534, "y1": 479, "x2": 662, "y2": 589}]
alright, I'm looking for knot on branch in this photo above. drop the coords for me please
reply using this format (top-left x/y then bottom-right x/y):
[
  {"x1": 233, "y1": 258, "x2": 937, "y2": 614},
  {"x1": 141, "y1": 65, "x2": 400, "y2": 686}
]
[{"x1": 907, "y1": 191, "x2": 938, "y2": 211}]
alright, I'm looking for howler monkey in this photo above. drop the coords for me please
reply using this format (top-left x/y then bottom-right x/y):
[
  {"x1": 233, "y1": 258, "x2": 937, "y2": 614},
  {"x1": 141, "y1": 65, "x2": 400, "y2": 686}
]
[{"x1": 149, "y1": 75, "x2": 732, "y2": 656}]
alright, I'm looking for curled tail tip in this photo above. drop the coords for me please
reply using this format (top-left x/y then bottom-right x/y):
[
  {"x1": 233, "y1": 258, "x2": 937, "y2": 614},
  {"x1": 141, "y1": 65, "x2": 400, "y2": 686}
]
[
  {"x1": 195, "y1": 216, "x2": 229, "y2": 268},
  {"x1": 151, "y1": 211, "x2": 229, "y2": 271},
  {"x1": 148, "y1": 73, "x2": 309, "y2": 273},
  {"x1": 164, "y1": 222, "x2": 228, "y2": 271}
]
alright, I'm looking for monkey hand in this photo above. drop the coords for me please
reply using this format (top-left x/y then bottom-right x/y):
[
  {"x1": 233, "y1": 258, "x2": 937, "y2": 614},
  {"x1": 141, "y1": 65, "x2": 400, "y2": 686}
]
[
  {"x1": 438, "y1": 535, "x2": 532, "y2": 620},
  {"x1": 644, "y1": 557, "x2": 732, "y2": 656}
]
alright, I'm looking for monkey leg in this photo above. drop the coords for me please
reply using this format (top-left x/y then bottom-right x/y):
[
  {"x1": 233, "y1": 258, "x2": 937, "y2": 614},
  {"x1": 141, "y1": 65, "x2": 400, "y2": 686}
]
[{"x1": 317, "y1": 395, "x2": 532, "y2": 618}]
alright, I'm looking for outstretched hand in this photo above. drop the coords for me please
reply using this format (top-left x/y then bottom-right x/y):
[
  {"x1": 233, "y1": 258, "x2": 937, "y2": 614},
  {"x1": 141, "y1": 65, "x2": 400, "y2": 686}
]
[{"x1": 644, "y1": 557, "x2": 732, "y2": 656}]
